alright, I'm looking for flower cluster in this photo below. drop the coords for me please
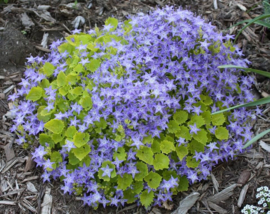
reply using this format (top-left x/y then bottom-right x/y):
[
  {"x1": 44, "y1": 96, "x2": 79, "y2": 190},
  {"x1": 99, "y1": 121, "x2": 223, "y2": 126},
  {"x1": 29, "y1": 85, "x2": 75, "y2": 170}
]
[
  {"x1": 241, "y1": 186, "x2": 270, "y2": 214},
  {"x1": 10, "y1": 6, "x2": 257, "y2": 208}
]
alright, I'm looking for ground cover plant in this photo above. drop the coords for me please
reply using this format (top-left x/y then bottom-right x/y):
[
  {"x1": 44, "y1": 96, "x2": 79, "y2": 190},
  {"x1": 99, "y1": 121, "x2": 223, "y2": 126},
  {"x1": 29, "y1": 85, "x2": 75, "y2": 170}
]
[{"x1": 9, "y1": 6, "x2": 259, "y2": 209}]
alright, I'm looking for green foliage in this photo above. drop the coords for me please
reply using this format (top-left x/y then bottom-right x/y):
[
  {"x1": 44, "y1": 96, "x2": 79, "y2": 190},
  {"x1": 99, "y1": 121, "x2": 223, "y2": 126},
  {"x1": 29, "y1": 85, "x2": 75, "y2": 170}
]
[
  {"x1": 140, "y1": 190, "x2": 154, "y2": 208},
  {"x1": 44, "y1": 119, "x2": 65, "y2": 134},
  {"x1": 136, "y1": 146, "x2": 153, "y2": 165},
  {"x1": 118, "y1": 174, "x2": 133, "y2": 190},
  {"x1": 153, "y1": 153, "x2": 170, "y2": 170},
  {"x1": 26, "y1": 87, "x2": 43, "y2": 101},
  {"x1": 144, "y1": 172, "x2": 162, "y2": 189},
  {"x1": 215, "y1": 127, "x2": 229, "y2": 140},
  {"x1": 135, "y1": 162, "x2": 148, "y2": 181}
]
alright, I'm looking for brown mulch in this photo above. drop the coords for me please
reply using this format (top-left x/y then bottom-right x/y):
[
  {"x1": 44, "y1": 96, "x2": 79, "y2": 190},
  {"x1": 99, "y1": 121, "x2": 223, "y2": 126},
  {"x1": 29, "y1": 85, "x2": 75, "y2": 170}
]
[{"x1": 0, "y1": 0, "x2": 270, "y2": 213}]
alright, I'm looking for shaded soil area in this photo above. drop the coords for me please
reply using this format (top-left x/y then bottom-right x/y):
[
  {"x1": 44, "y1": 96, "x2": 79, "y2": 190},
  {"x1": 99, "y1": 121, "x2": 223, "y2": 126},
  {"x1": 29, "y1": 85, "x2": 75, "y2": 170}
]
[{"x1": 0, "y1": 0, "x2": 270, "y2": 213}]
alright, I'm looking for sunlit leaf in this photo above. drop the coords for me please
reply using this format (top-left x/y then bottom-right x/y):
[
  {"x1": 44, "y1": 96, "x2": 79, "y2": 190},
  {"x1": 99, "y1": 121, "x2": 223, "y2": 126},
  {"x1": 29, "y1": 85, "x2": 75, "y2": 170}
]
[
  {"x1": 153, "y1": 153, "x2": 169, "y2": 170},
  {"x1": 215, "y1": 127, "x2": 229, "y2": 140},
  {"x1": 44, "y1": 119, "x2": 64, "y2": 134},
  {"x1": 136, "y1": 146, "x2": 153, "y2": 165},
  {"x1": 140, "y1": 190, "x2": 154, "y2": 208},
  {"x1": 26, "y1": 87, "x2": 43, "y2": 101},
  {"x1": 144, "y1": 171, "x2": 162, "y2": 189}
]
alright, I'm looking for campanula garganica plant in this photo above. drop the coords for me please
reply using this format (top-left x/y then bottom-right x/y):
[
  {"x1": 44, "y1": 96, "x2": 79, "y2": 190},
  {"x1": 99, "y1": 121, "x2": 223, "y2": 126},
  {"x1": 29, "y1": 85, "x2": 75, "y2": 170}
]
[{"x1": 9, "y1": 6, "x2": 258, "y2": 208}]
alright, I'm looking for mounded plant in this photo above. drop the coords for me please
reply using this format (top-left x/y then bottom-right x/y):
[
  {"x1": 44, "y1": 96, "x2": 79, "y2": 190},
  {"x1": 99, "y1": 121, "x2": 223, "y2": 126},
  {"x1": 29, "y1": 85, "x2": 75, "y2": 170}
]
[{"x1": 9, "y1": 6, "x2": 257, "y2": 209}]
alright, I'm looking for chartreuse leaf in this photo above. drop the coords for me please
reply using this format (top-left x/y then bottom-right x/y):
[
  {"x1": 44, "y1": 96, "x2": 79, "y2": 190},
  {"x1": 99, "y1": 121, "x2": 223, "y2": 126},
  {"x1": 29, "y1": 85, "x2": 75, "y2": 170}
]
[
  {"x1": 40, "y1": 79, "x2": 50, "y2": 89},
  {"x1": 140, "y1": 190, "x2": 154, "y2": 208},
  {"x1": 160, "y1": 140, "x2": 175, "y2": 154},
  {"x1": 73, "y1": 132, "x2": 90, "y2": 148},
  {"x1": 167, "y1": 120, "x2": 180, "y2": 134},
  {"x1": 123, "y1": 189, "x2": 136, "y2": 204},
  {"x1": 40, "y1": 107, "x2": 54, "y2": 117},
  {"x1": 82, "y1": 155, "x2": 91, "y2": 167},
  {"x1": 69, "y1": 152, "x2": 80, "y2": 165},
  {"x1": 133, "y1": 181, "x2": 144, "y2": 194},
  {"x1": 200, "y1": 94, "x2": 213, "y2": 106},
  {"x1": 42, "y1": 62, "x2": 55, "y2": 77},
  {"x1": 98, "y1": 161, "x2": 116, "y2": 181},
  {"x1": 72, "y1": 144, "x2": 90, "y2": 161},
  {"x1": 66, "y1": 74, "x2": 77, "y2": 85},
  {"x1": 44, "y1": 119, "x2": 64, "y2": 134},
  {"x1": 117, "y1": 174, "x2": 133, "y2": 190},
  {"x1": 186, "y1": 156, "x2": 200, "y2": 168},
  {"x1": 176, "y1": 145, "x2": 188, "y2": 161},
  {"x1": 201, "y1": 111, "x2": 211, "y2": 125},
  {"x1": 105, "y1": 17, "x2": 118, "y2": 31},
  {"x1": 136, "y1": 146, "x2": 153, "y2": 165},
  {"x1": 52, "y1": 132, "x2": 65, "y2": 143},
  {"x1": 151, "y1": 138, "x2": 160, "y2": 153},
  {"x1": 72, "y1": 86, "x2": 83, "y2": 95},
  {"x1": 162, "y1": 171, "x2": 178, "y2": 181},
  {"x1": 79, "y1": 96, "x2": 93, "y2": 110},
  {"x1": 39, "y1": 133, "x2": 54, "y2": 147},
  {"x1": 144, "y1": 171, "x2": 162, "y2": 189},
  {"x1": 58, "y1": 42, "x2": 75, "y2": 54},
  {"x1": 59, "y1": 86, "x2": 69, "y2": 96},
  {"x1": 26, "y1": 86, "x2": 43, "y2": 101},
  {"x1": 173, "y1": 110, "x2": 188, "y2": 125},
  {"x1": 65, "y1": 126, "x2": 77, "y2": 138},
  {"x1": 87, "y1": 42, "x2": 99, "y2": 52},
  {"x1": 153, "y1": 153, "x2": 169, "y2": 170},
  {"x1": 188, "y1": 115, "x2": 205, "y2": 128},
  {"x1": 193, "y1": 129, "x2": 208, "y2": 145},
  {"x1": 50, "y1": 151, "x2": 62, "y2": 169},
  {"x1": 215, "y1": 127, "x2": 229, "y2": 140},
  {"x1": 86, "y1": 59, "x2": 101, "y2": 72},
  {"x1": 188, "y1": 139, "x2": 205, "y2": 154},
  {"x1": 135, "y1": 162, "x2": 148, "y2": 181},
  {"x1": 57, "y1": 72, "x2": 66, "y2": 87},
  {"x1": 142, "y1": 135, "x2": 154, "y2": 144},
  {"x1": 175, "y1": 126, "x2": 192, "y2": 140},
  {"x1": 178, "y1": 176, "x2": 189, "y2": 191},
  {"x1": 211, "y1": 113, "x2": 226, "y2": 126},
  {"x1": 113, "y1": 147, "x2": 126, "y2": 161},
  {"x1": 73, "y1": 64, "x2": 85, "y2": 74},
  {"x1": 37, "y1": 106, "x2": 51, "y2": 122}
]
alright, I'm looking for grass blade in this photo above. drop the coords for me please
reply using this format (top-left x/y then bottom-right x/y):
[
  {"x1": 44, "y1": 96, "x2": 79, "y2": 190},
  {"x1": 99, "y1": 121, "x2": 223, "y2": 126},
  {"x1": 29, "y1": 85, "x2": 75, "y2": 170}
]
[
  {"x1": 218, "y1": 65, "x2": 270, "y2": 78},
  {"x1": 234, "y1": 13, "x2": 270, "y2": 43},
  {"x1": 212, "y1": 96, "x2": 270, "y2": 115},
  {"x1": 224, "y1": 19, "x2": 270, "y2": 32},
  {"x1": 243, "y1": 129, "x2": 270, "y2": 149},
  {"x1": 254, "y1": 20, "x2": 270, "y2": 28}
]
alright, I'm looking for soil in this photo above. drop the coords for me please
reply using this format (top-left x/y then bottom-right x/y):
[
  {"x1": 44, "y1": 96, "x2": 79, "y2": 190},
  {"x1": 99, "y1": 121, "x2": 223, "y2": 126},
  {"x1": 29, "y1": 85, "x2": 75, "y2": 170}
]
[{"x1": 0, "y1": 0, "x2": 270, "y2": 214}]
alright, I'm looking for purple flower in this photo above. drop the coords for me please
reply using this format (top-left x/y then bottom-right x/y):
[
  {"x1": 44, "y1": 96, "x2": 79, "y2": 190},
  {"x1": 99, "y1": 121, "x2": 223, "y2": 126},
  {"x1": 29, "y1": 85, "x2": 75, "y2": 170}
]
[
  {"x1": 189, "y1": 124, "x2": 200, "y2": 134},
  {"x1": 101, "y1": 165, "x2": 113, "y2": 177},
  {"x1": 63, "y1": 140, "x2": 76, "y2": 152},
  {"x1": 32, "y1": 145, "x2": 47, "y2": 159},
  {"x1": 43, "y1": 159, "x2": 54, "y2": 170}
]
